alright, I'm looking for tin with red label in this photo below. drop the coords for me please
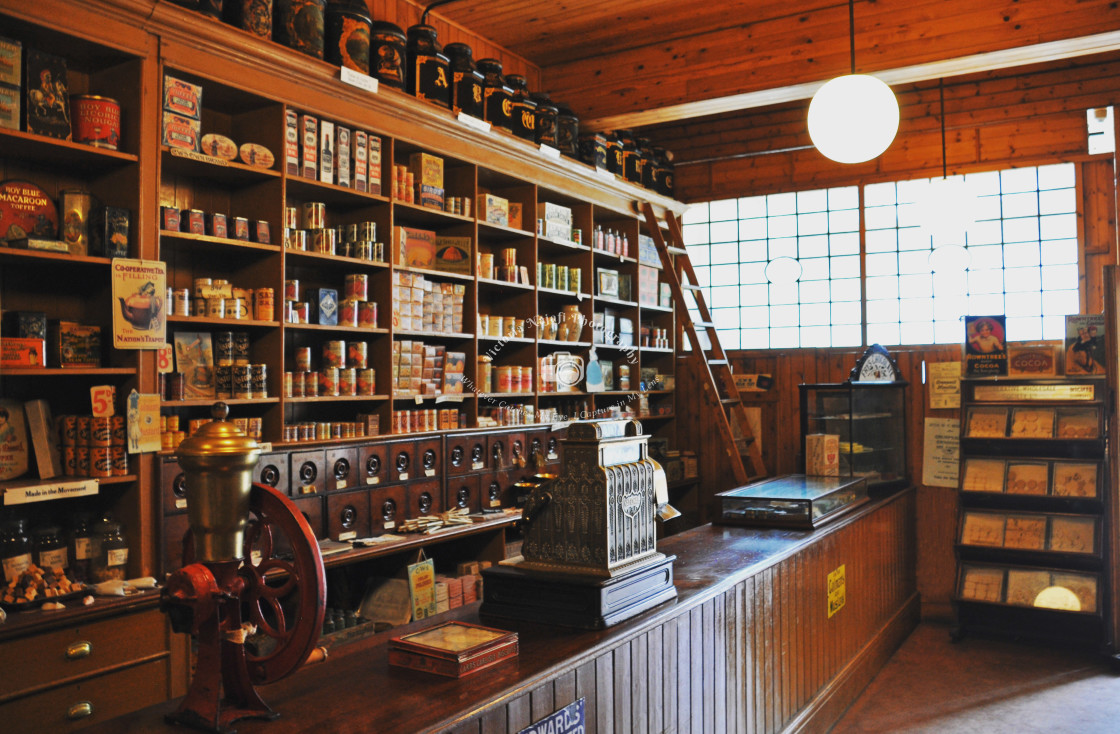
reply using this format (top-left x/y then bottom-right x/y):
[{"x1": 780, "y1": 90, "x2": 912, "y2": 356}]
[
  {"x1": 295, "y1": 346, "x2": 312, "y2": 372},
  {"x1": 320, "y1": 367, "x2": 339, "y2": 396},
  {"x1": 88, "y1": 446, "x2": 112, "y2": 478},
  {"x1": 72, "y1": 95, "x2": 121, "y2": 150},
  {"x1": 322, "y1": 340, "x2": 345, "y2": 368},
  {"x1": 206, "y1": 212, "x2": 228, "y2": 238},
  {"x1": 347, "y1": 341, "x2": 368, "y2": 369},
  {"x1": 284, "y1": 279, "x2": 300, "y2": 302},
  {"x1": 358, "y1": 300, "x2": 377, "y2": 328},
  {"x1": 357, "y1": 368, "x2": 376, "y2": 395},
  {"x1": 89, "y1": 416, "x2": 112, "y2": 446},
  {"x1": 255, "y1": 288, "x2": 275, "y2": 321},
  {"x1": 111, "y1": 446, "x2": 128, "y2": 476},
  {"x1": 187, "y1": 209, "x2": 205, "y2": 235},
  {"x1": 344, "y1": 273, "x2": 368, "y2": 301},
  {"x1": 339, "y1": 298, "x2": 359, "y2": 327},
  {"x1": 339, "y1": 367, "x2": 356, "y2": 396},
  {"x1": 60, "y1": 415, "x2": 77, "y2": 446},
  {"x1": 233, "y1": 217, "x2": 250, "y2": 241}
]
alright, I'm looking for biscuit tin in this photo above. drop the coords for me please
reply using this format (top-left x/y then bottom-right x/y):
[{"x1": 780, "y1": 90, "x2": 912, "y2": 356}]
[
  {"x1": 201, "y1": 133, "x2": 237, "y2": 160},
  {"x1": 163, "y1": 74, "x2": 202, "y2": 119},
  {"x1": 0, "y1": 179, "x2": 58, "y2": 242},
  {"x1": 0, "y1": 35, "x2": 22, "y2": 88},
  {"x1": 72, "y1": 95, "x2": 120, "y2": 149},
  {"x1": 162, "y1": 111, "x2": 201, "y2": 151},
  {"x1": 24, "y1": 48, "x2": 71, "y2": 140}
]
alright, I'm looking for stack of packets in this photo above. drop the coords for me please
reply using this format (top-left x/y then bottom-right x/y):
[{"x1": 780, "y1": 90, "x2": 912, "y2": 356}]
[{"x1": 433, "y1": 561, "x2": 490, "y2": 614}]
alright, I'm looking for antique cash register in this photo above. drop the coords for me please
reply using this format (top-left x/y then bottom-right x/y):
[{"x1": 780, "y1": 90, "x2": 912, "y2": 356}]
[{"x1": 480, "y1": 419, "x2": 677, "y2": 628}]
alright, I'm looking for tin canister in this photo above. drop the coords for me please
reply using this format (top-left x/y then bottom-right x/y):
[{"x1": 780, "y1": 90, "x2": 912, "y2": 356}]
[
  {"x1": 215, "y1": 365, "x2": 232, "y2": 399},
  {"x1": 301, "y1": 201, "x2": 326, "y2": 229},
  {"x1": 291, "y1": 370, "x2": 305, "y2": 397},
  {"x1": 63, "y1": 446, "x2": 77, "y2": 475},
  {"x1": 295, "y1": 346, "x2": 312, "y2": 372},
  {"x1": 111, "y1": 446, "x2": 128, "y2": 476},
  {"x1": 250, "y1": 364, "x2": 267, "y2": 396},
  {"x1": 214, "y1": 331, "x2": 234, "y2": 365},
  {"x1": 345, "y1": 273, "x2": 368, "y2": 301},
  {"x1": 72, "y1": 95, "x2": 121, "y2": 150},
  {"x1": 224, "y1": 297, "x2": 247, "y2": 319},
  {"x1": 369, "y1": 21, "x2": 405, "y2": 88},
  {"x1": 60, "y1": 415, "x2": 77, "y2": 446},
  {"x1": 556, "y1": 265, "x2": 569, "y2": 292},
  {"x1": 313, "y1": 228, "x2": 337, "y2": 255},
  {"x1": 284, "y1": 279, "x2": 300, "y2": 302},
  {"x1": 166, "y1": 373, "x2": 185, "y2": 401},
  {"x1": 284, "y1": 371, "x2": 294, "y2": 397},
  {"x1": 75, "y1": 446, "x2": 90, "y2": 476},
  {"x1": 293, "y1": 302, "x2": 310, "y2": 323},
  {"x1": 207, "y1": 297, "x2": 225, "y2": 319},
  {"x1": 304, "y1": 370, "x2": 318, "y2": 397},
  {"x1": 320, "y1": 367, "x2": 339, "y2": 396},
  {"x1": 255, "y1": 288, "x2": 275, "y2": 321},
  {"x1": 358, "y1": 300, "x2": 377, "y2": 328},
  {"x1": 287, "y1": 229, "x2": 307, "y2": 250},
  {"x1": 569, "y1": 268, "x2": 581, "y2": 293},
  {"x1": 162, "y1": 206, "x2": 181, "y2": 232},
  {"x1": 357, "y1": 368, "x2": 375, "y2": 395},
  {"x1": 89, "y1": 417, "x2": 112, "y2": 446},
  {"x1": 323, "y1": 340, "x2": 345, "y2": 368},
  {"x1": 326, "y1": 0, "x2": 372, "y2": 74},
  {"x1": 234, "y1": 331, "x2": 251, "y2": 365},
  {"x1": 347, "y1": 341, "x2": 367, "y2": 369},
  {"x1": 248, "y1": 417, "x2": 262, "y2": 440},
  {"x1": 338, "y1": 298, "x2": 359, "y2": 327},
  {"x1": 173, "y1": 288, "x2": 191, "y2": 316},
  {"x1": 193, "y1": 277, "x2": 212, "y2": 299},
  {"x1": 111, "y1": 415, "x2": 126, "y2": 446},
  {"x1": 77, "y1": 416, "x2": 91, "y2": 445},
  {"x1": 232, "y1": 365, "x2": 252, "y2": 398},
  {"x1": 496, "y1": 365, "x2": 514, "y2": 393},
  {"x1": 90, "y1": 446, "x2": 112, "y2": 478},
  {"x1": 339, "y1": 367, "x2": 356, "y2": 396}
]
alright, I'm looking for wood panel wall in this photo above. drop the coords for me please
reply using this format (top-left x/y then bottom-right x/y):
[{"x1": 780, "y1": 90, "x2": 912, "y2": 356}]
[{"x1": 447, "y1": 492, "x2": 918, "y2": 734}]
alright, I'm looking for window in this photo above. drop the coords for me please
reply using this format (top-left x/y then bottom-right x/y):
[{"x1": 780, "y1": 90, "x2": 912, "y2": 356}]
[{"x1": 683, "y1": 163, "x2": 1080, "y2": 348}]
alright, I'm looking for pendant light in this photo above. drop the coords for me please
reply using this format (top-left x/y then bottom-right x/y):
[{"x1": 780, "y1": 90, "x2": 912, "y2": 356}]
[{"x1": 807, "y1": 0, "x2": 899, "y2": 164}]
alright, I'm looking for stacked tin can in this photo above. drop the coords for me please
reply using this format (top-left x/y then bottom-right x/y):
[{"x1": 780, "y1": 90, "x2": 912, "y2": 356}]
[
  {"x1": 210, "y1": 330, "x2": 268, "y2": 399},
  {"x1": 283, "y1": 203, "x2": 384, "y2": 262},
  {"x1": 285, "y1": 339, "x2": 375, "y2": 399},
  {"x1": 58, "y1": 413, "x2": 128, "y2": 478},
  {"x1": 337, "y1": 272, "x2": 378, "y2": 329}
]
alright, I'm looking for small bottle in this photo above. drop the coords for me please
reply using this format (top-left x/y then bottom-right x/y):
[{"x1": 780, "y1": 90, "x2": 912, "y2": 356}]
[
  {"x1": 1, "y1": 518, "x2": 32, "y2": 584},
  {"x1": 34, "y1": 524, "x2": 68, "y2": 573},
  {"x1": 91, "y1": 518, "x2": 129, "y2": 582}
]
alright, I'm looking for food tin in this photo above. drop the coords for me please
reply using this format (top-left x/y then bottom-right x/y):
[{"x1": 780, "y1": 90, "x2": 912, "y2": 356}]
[
  {"x1": 233, "y1": 217, "x2": 250, "y2": 241},
  {"x1": 250, "y1": 364, "x2": 267, "y2": 396},
  {"x1": 320, "y1": 367, "x2": 339, "y2": 396},
  {"x1": 206, "y1": 212, "x2": 228, "y2": 238},
  {"x1": 187, "y1": 209, "x2": 205, "y2": 234},
  {"x1": 347, "y1": 340, "x2": 367, "y2": 369},
  {"x1": 339, "y1": 367, "x2": 356, "y2": 396},
  {"x1": 90, "y1": 446, "x2": 112, "y2": 478},
  {"x1": 338, "y1": 298, "x2": 359, "y2": 327},
  {"x1": 111, "y1": 446, "x2": 128, "y2": 476},
  {"x1": 161, "y1": 206, "x2": 181, "y2": 232},
  {"x1": 295, "y1": 347, "x2": 312, "y2": 372},
  {"x1": 322, "y1": 340, "x2": 345, "y2": 368},
  {"x1": 224, "y1": 297, "x2": 246, "y2": 320},
  {"x1": 213, "y1": 331, "x2": 234, "y2": 365},
  {"x1": 357, "y1": 368, "x2": 375, "y2": 395},
  {"x1": 71, "y1": 95, "x2": 120, "y2": 150},
  {"x1": 59, "y1": 189, "x2": 92, "y2": 255},
  {"x1": 232, "y1": 364, "x2": 252, "y2": 398},
  {"x1": 89, "y1": 416, "x2": 112, "y2": 446},
  {"x1": 345, "y1": 273, "x2": 368, "y2": 301},
  {"x1": 358, "y1": 300, "x2": 377, "y2": 328},
  {"x1": 234, "y1": 331, "x2": 251, "y2": 364},
  {"x1": 255, "y1": 288, "x2": 274, "y2": 321},
  {"x1": 215, "y1": 364, "x2": 232, "y2": 399},
  {"x1": 284, "y1": 279, "x2": 300, "y2": 302}
]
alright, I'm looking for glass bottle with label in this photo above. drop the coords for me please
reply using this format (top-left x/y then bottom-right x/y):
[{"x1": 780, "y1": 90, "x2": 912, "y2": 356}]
[
  {"x1": 34, "y1": 525, "x2": 68, "y2": 572},
  {"x1": 91, "y1": 519, "x2": 129, "y2": 582},
  {"x1": 1, "y1": 518, "x2": 32, "y2": 583},
  {"x1": 69, "y1": 512, "x2": 96, "y2": 583}
]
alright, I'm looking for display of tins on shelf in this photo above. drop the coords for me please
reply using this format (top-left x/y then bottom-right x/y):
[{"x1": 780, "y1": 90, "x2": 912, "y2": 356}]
[
  {"x1": 405, "y1": 24, "x2": 450, "y2": 108},
  {"x1": 225, "y1": 0, "x2": 272, "y2": 39},
  {"x1": 579, "y1": 132, "x2": 608, "y2": 169},
  {"x1": 274, "y1": 0, "x2": 326, "y2": 59},
  {"x1": 445, "y1": 42, "x2": 484, "y2": 119},
  {"x1": 478, "y1": 58, "x2": 514, "y2": 134},
  {"x1": 606, "y1": 131, "x2": 623, "y2": 175},
  {"x1": 505, "y1": 74, "x2": 536, "y2": 141},
  {"x1": 555, "y1": 103, "x2": 579, "y2": 158},
  {"x1": 325, "y1": 0, "x2": 372, "y2": 74},
  {"x1": 368, "y1": 20, "x2": 406, "y2": 89},
  {"x1": 530, "y1": 91, "x2": 558, "y2": 148}
]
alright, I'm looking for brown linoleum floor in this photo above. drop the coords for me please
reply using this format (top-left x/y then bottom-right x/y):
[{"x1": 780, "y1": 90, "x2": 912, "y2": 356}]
[{"x1": 829, "y1": 622, "x2": 1120, "y2": 733}]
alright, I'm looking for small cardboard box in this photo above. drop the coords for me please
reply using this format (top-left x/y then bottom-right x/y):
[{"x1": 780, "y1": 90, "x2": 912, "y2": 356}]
[
  {"x1": 408, "y1": 151, "x2": 444, "y2": 189},
  {"x1": 542, "y1": 201, "x2": 572, "y2": 225},
  {"x1": 368, "y1": 135, "x2": 383, "y2": 195},
  {"x1": 805, "y1": 433, "x2": 839, "y2": 476},
  {"x1": 478, "y1": 194, "x2": 509, "y2": 227},
  {"x1": 393, "y1": 226, "x2": 436, "y2": 268},
  {"x1": 434, "y1": 236, "x2": 472, "y2": 274},
  {"x1": 0, "y1": 35, "x2": 23, "y2": 88},
  {"x1": 1, "y1": 337, "x2": 46, "y2": 367},
  {"x1": 544, "y1": 219, "x2": 572, "y2": 241},
  {"x1": 308, "y1": 288, "x2": 339, "y2": 326},
  {"x1": 507, "y1": 201, "x2": 523, "y2": 230},
  {"x1": 284, "y1": 107, "x2": 300, "y2": 175},
  {"x1": 300, "y1": 113, "x2": 318, "y2": 179},
  {"x1": 418, "y1": 184, "x2": 444, "y2": 210},
  {"x1": 353, "y1": 129, "x2": 368, "y2": 192},
  {"x1": 163, "y1": 74, "x2": 202, "y2": 119},
  {"x1": 336, "y1": 126, "x2": 351, "y2": 188},
  {"x1": 47, "y1": 320, "x2": 101, "y2": 367},
  {"x1": 319, "y1": 119, "x2": 335, "y2": 184},
  {"x1": 3, "y1": 310, "x2": 47, "y2": 339},
  {"x1": 0, "y1": 83, "x2": 19, "y2": 131},
  {"x1": 162, "y1": 111, "x2": 200, "y2": 151}
]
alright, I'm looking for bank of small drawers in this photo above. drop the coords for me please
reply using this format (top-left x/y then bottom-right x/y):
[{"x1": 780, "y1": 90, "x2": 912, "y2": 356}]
[{"x1": 0, "y1": 606, "x2": 172, "y2": 728}]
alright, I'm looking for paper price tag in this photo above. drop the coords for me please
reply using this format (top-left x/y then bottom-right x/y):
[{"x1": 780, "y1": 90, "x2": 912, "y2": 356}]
[
  {"x1": 340, "y1": 66, "x2": 378, "y2": 94},
  {"x1": 457, "y1": 112, "x2": 491, "y2": 133},
  {"x1": 90, "y1": 385, "x2": 116, "y2": 417},
  {"x1": 156, "y1": 343, "x2": 174, "y2": 374},
  {"x1": 538, "y1": 143, "x2": 561, "y2": 160}
]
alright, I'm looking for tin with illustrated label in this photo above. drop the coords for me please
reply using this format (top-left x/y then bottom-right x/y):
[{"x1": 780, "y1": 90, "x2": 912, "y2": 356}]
[{"x1": 71, "y1": 95, "x2": 120, "y2": 150}]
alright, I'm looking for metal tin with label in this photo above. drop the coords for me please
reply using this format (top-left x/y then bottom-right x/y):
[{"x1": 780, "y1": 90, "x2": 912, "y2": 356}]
[
  {"x1": 59, "y1": 189, "x2": 92, "y2": 255},
  {"x1": 71, "y1": 95, "x2": 120, "y2": 149}
]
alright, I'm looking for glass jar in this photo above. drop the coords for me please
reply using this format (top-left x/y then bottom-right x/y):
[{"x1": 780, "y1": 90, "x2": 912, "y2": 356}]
[
  {"x1": 369, "y1": 20, "x2": 406, "y2": 89},
  {"x1": 530, "y1": 91, "x2": 558, "y2": 148},
  {"x1": 33, "y1": 524, "x2": 68, "y2": 572},
  {"x1": 445, "y1": 42, "x2": 484, "y2": 119},
  {"x1": 405, "y1": 24, "x2": 450, "y2": 108},
  {"x1": 555, "y1": 103, "x2": 579, "y2": 158},
  {"x1": 325, "y1": 0, "x2": 372, "y2": 74},
  {"x1": 91, "y1": 519, "x2": 129, "y2": 582},
  {"x1": 505, "y1": 74, "x2": 537, "y2": 141},
  {"x1": 477, "y1": 58, "x2": 515, "y2": 134},
  {"x1": 273, "y1": 0, "x2": 326, "y2": 59},
  {"x1": 1, "y1": 518, "x2": 32, "y2": 584},
  {"x1": 69, "y1": 512, "x2": 96, "y2": 584}
]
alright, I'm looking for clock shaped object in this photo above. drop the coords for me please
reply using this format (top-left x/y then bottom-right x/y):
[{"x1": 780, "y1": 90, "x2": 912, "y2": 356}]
[{"x1": 851, "y1": 344, "x2": 901, "y2": 382}]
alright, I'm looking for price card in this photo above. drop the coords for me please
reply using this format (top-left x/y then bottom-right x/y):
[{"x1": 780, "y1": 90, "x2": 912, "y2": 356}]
[
  {"x1": 340, "y1": 66, "x2": 378, "y2": 94},
  {"x1": 156, "y1": 342, "x2": 174, "y2": 374},
  {"x1": 538, "y1": 143, "x2": 561, "y2": 160},
  {"x1": 90, "y1": 385, "x2": 116, "y2": 417},
  {"x1": 457, "y1": 112, "x2": 491, "y2": 133}
]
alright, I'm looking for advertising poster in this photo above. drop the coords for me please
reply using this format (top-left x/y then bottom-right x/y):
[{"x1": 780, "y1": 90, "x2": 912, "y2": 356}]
[
  {"x1": 112, "y1": 258, "x2": 166, "y2": 349},
  {"x1": 1064, "y1": 314, "x2": 1106, "y2": 376},
  {"x1": 963, "y1": 315, "x2": 1007, "y2": 377}
]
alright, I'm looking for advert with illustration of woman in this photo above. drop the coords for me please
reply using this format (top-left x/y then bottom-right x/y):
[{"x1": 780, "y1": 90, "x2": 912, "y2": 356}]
[{"x1": 964, "y1": 315, "x2": 1008, "y2": 377}]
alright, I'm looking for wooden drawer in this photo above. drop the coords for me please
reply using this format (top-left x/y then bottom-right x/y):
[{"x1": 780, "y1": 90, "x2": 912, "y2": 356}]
[
  {"x1": 0, "y1": 657, "x2": 170, "y2": 730},
  {"x1": 0, "y1": 607, "x2": 168, "y2": 702}
]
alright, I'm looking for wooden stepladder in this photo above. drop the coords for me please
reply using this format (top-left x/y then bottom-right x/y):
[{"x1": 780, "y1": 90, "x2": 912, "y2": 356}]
[{"x1": 641, "y1": 202, "x2": 766, "y2": 495}]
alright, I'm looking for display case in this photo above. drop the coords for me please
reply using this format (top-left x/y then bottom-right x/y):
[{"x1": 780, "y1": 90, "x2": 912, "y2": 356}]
[
  {"x1": 798, "y1": 380, "x2": 909, "y2": 493},
  {"x1": 714, "y1": 474, "x2": 868, "y2": 529},
  {"x1": 953, "y1": 377, "x2": 1110, "y2": 649}
]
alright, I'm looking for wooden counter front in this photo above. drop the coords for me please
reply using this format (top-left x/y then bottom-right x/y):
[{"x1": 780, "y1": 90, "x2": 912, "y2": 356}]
[{"x1": 87, "y1": 489, "x2": 918, "y2": 734}]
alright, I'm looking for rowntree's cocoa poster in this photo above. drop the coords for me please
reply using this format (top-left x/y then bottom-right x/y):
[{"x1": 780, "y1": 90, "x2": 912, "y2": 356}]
[{"x1": 112, "y1": 258, "x2": 166, "y2": 349}]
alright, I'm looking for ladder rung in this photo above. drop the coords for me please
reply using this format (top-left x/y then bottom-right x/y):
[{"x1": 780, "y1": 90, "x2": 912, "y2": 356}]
[
  {"x1": 708, "y1": 358, "x2": 728, "y2": 365},
  {"x1": 667, "y1": 245, "x2": 688, "y2": 255},
  {"x1": 681, "y1": 283, "x2": 702, "y2": 291},
  {"x1": 720, "y1": 397, "x2": 740, "y2": 405},
  {"x1": 691, "y1": 321, "x2": 714, "y2": 329}
]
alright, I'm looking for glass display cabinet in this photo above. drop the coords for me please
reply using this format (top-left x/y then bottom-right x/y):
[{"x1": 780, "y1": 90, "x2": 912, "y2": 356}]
[
  {"x1": 714, "y1": 474, "x2": 869, "y2": 529},
  {"x1": 798, "y1": 380, "x2": 909, "y2": 494}
]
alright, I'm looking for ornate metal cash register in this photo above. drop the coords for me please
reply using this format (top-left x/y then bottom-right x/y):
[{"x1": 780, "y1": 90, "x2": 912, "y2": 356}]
[{"x1": 481, "y1": 419, "x2": 677, "y2": 628}]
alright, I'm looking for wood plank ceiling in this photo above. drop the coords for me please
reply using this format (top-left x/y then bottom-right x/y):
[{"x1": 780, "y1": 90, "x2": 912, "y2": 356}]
[{"x1": 433, "y1": 0, "x2": 1120, "y2": 166}]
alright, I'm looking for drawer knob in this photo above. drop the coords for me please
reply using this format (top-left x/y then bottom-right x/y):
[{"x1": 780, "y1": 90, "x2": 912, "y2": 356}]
[
  {"x1": 67, "y1": 701, "x2": 94, "y2": 720},
  {"x1": 66, "y1": 641, "x2": 92, "y2": 660}
]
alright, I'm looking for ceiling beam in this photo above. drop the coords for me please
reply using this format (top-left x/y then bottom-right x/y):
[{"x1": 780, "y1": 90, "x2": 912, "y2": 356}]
[{"x1": 582, "y1": 29, "x2": 1120, "y2": 131}]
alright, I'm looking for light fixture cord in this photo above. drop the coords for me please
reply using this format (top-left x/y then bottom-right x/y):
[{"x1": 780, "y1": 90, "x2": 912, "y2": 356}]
[
  {"x1": 939, "y1": 79, "x2": 948, "y2": 179},
  {"x1": 848, "y1": 0, "x2": 856, "y2": 74}
]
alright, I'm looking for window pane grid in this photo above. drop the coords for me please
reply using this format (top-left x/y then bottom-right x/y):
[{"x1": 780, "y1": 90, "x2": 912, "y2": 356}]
[{"x1": 684, "y1": 163, "x2": 1080, "y2": 349}]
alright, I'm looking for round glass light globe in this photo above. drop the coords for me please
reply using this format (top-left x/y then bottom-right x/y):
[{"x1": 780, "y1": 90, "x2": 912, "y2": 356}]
[{"x1": 808, "y1": 74, "x2": 900, "y2": 164}]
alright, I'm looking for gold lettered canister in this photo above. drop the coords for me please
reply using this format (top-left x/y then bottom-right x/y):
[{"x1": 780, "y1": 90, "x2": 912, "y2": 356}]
[
  {"x1": 255, "y1": 288, "x2": 275, "y2": 321},
  {"x1": 232, "y1": 365, "x2": 252, "y2": 399}
]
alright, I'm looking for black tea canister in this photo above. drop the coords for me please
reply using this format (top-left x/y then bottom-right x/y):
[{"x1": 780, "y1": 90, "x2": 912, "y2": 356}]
[
  {"x1": 446, "y1": 42, "x2": 484, "y2": 119},
  {"x1": 505, "y1": 74, "x2": 537, "y2": 141},
  {"x1": 606, "y1": 131, "x2": 623, "y2": 175},
  {"x1": 639, "y1": 137, "x2": 656, "y2": 189},
  {"x1": 226, "y1": 0, "x2": 272, "y2": 39},
  {"x1": 273, "y1": 0, "x2": 326, "y2": 59},
  {"x1": 478, "y1": 58, "x2": 515, "y2": 134},
  {"x1": 325, "y1": 0, "x2": 372, "y2": 74},
  {"x1": 171, "y1": 0, "x2": 224, "y2": 18},
  {"x1": 406, "y1": 24, "x2": 450, "y2": 108},
  {"x1": 530, "y1": 91, "x2": 558, "y2": 148},
  {"x1": 554, "y1": 103, "x2": 579, "y2": 158},
  {"x1": 579, "y1": 132, "x2": 608, "y2": 169},
  {"x1": 369, "y1": 21, "x2": 406, "y2": 89}
]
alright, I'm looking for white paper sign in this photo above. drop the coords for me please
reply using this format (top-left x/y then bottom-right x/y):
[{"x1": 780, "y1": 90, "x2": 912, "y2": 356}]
[
  {"x1": 340, "y1": 66, "x2": 378, "y2": 94},
  {"x1": 922, "y1": 417, "x2": 961, "y2": 488},
  {"x1": 928, "y1": 361, "x2": 961, "y2": 409}
]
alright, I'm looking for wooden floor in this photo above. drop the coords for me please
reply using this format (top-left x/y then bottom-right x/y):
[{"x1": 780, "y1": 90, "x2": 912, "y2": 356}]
[{"x1": 829, "y1": 622, "x2": 1120, "y2": 733}]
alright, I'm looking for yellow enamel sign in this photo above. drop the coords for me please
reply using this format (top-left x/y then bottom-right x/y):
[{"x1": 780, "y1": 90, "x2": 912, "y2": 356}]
[{"x1": 828, "y1": 565, "x2": 846, "y2": 618}]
